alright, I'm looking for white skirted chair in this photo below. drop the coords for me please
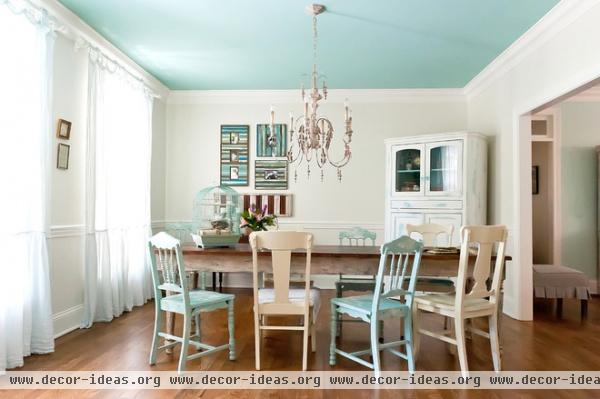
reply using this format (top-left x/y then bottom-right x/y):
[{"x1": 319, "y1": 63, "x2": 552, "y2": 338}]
[
  {"x1": 413, "y1": 225, "x2": 508, "y2": 376},
  {"x1": 147, "y1": 232, "x2": 235, "y2": 373},
  {"x1": 250, "y1": 231, "x2": 320, "y2": 371}
]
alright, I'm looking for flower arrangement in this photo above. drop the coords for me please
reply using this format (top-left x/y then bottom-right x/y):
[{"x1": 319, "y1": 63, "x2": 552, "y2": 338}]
[{"x1": 239, "y1": 204, "x2": 277, "y2": 232}]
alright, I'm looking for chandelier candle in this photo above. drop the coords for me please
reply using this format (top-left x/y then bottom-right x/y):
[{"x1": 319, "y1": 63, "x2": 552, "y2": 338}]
[{"x1": 277, "y1": 3, "x2": 353, "y2": 182}]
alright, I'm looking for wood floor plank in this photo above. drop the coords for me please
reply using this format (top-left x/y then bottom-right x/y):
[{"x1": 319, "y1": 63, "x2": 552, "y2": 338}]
[{"x1": 4, "y1": 289, "x2": 599, "y2": 398}]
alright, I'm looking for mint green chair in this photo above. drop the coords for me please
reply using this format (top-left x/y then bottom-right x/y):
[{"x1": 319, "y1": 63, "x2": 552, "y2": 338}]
[
  {"x1": 329, "y1": 236, "x2": 423, "y2": 373},
  {"x1": 336, "y1": 227, "x2": 382, "y2": 340},
  {"x1": 148, "y1": 232, "x2": 235, "y2": 373}
]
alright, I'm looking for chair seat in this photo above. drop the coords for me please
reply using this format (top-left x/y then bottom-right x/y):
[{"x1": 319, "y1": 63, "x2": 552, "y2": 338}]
[
  {"x1": 332, "y1": 294, "x2": 408, "y2": 318},
  {"x1": 414, "y1": 293, "x2": 494, "y2": 313},
  {"x1": 258, "y1": 288, "x2": 321, "y2": 318},
  {"x1": 161, "y1": 289, "x2": 234, "y2": 314}
]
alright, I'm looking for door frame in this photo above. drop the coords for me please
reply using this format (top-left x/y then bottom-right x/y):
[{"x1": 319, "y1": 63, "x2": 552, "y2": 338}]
[{"x1": 512, "y1": 73, "x2": 600, "y2": 321}]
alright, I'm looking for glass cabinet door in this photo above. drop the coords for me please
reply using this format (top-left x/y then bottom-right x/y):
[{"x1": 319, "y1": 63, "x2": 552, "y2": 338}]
[
  {"x1": 426, "y1": 140, "x2": 462, "y2": 196},
  {"x1": 394, "y1": 145, "x2": 424, "y2": 195}
]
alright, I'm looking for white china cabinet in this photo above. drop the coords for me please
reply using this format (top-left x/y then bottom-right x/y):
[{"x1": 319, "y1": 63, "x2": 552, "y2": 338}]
[{"x1": 384, "y1": 132, "x2": 487, "y2": 244}]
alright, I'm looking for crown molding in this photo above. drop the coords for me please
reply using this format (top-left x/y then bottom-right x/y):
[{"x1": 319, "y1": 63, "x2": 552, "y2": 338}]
[
  {"x1": 34, "y1": 0, "x2": 170, "y2": 99},
  {"x1": 167, "y1": 88, "x2": 466, "y2": 105},
  {"x1": 464, "y1": 0, "x2": 600, "y2": 99}
]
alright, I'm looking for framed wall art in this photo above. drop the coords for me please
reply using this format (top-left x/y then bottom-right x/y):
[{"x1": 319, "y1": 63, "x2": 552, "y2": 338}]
[
  {"x1": 56, "y1": 119, "x2": 72, "y2": 140},
  {"x1": 255, "y1": 159, "x2": 287, "y2": 190},
  {"x1": 256, "y1": 124, "x2": 287, "y2": 157},
  {"x1": 57, "y1": 143, "x2": 70, "y2": 170},
  {"x1": 220, "y1": 125, "x2": 249, "y2": 186}
]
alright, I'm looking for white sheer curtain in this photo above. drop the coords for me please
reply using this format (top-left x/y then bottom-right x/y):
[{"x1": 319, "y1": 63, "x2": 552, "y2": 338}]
[
  {"x1": 0, "y1": 2, "x2": 55, "y2": 370},
  {"x1": 82, "y1": 49, "x2": 154, "y2": 327}
]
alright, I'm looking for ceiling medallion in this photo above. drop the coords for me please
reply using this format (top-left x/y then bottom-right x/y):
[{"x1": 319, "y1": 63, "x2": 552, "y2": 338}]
[{"x1": 268, "y1": 3, "x2": 353, "y2": 182}]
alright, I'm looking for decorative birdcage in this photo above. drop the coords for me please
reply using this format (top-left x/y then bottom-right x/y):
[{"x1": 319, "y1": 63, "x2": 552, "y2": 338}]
[{"x1": 190, "y1": 185, "x2": 241, "y2": 248}]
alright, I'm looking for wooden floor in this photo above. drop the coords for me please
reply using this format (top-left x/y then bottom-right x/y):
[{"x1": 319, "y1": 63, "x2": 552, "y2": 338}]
[{"x1": 4, "y1": 289, "x2": 600, "y2": 398}]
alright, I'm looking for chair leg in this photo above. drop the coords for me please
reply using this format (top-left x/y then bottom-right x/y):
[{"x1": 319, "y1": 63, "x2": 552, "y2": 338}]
[
  {"x1": 489, "y1": 313, "x2": 501, "y2": 372},
  {"x1": 193, "y1": 312, "x2": 201, "y2": 352},
  {"x1": 310, "y1": 314, "x2": 317, "y2": 353},
  {"x1": 581, "y1": 299, "x2": 588, "y2": 320},
  {"x1": 454, "y1": 317, "x2": 469, "y2": 377},
  {"x1": 302, "y1": 315, "x2": 310, "y2": 371},
  {"x1": 149, "y1": 303, "x2": 162, "y2": 365},
  {"x1": 178, "y1": 314, "x2": 192, "y2": 374},
  {"x1": 412, "y1": 305, "x2": 420, "y2": 362},
  {"x1": 403, "y1": 312, "x2": 415, "y2": 373},
  {"x1": 335, "y1": 283, "x2": 342, "y2": 337},
  {"x1": 556, "y1": 298, "x2": 563, "y2": 319},
  {"x1": 166, "y1": 311, "x2": 175, "y2": 355},
  {"x1": 329, "y1": 302, "x2": 337, "y2": 366},
  {"x1": 228, "y1": 299, "x2": 236, "y2": 360},
  {"x1": 254, "y1": 309, "x2": 261, "y2": 370},
  {"x1": 219, "y1": 272, "x2": 224, "y2": 292},
  {"x1": 200, "y1": 272, "x2": 206, "y2": 290},
  {"x1": 370, "y1": 317, "x2": 381, "y2": 376}
]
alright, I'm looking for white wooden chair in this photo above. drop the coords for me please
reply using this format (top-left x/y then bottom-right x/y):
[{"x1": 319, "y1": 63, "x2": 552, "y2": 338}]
[
  {"x1": 249, "y1": 231, "x2": 319, "y2": 371},
  {"x1": 147, "y1": 232, "x2": 235, "y2": 373},
  {"x1": 406, "y1": 223, "x2": 456, "y2": 292},
  {"x1": 412, "y1": 225, "x2": 508, "y2": 376}
]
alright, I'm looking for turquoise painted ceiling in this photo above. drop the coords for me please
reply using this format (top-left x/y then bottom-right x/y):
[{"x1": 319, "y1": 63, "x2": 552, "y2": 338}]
[{"x1": 58, "y1": 0, "x2": 559, "y2": 90}]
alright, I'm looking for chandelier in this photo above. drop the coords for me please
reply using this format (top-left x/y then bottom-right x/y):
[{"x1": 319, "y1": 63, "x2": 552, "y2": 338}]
[{"x1": 268, "y1": 3, "x2": 353, "y2": 182}]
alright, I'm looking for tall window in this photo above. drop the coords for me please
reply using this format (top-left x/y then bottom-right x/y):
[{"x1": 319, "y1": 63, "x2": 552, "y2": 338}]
[
  {"x1": 82, "y1": 50, "x2": 154, "y2": 326},
  {"x1": 0, "y1": 4, "x2": 55, "y2": 370}
]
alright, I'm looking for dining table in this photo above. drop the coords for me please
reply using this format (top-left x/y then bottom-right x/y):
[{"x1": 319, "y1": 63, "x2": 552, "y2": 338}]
[
  {"x1": 163, "y1": 244, "x2": 511, "y2": 353},
  {"x1": 181, "y1": 244, "x2": 511, "y2": 285}
]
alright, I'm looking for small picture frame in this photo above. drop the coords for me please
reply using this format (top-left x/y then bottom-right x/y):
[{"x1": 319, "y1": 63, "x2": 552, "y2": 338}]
[
  {"x1": 56, "y1": 119, "x2": 72, "y2": 140},
  {"x1": 57, "y1": 143, "x2": 70, "y2": 170},
  {"x1": 532, "y1": 165, "x2": 539, "y2": 195},
  {"x1": 255, "y1": 160, "x2": 288, "y2": 190}
]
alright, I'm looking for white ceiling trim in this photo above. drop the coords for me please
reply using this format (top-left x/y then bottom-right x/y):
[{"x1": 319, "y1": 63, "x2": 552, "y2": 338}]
[
  {"x1": 35, "y1": 0, "x2": 170, "y2": 99},
  {"x1": 167, "y1": 88, "x2": 466, "y2": 105},
  {"x1": 463, "y1": 0, "x2": 600, "y2": 99}
]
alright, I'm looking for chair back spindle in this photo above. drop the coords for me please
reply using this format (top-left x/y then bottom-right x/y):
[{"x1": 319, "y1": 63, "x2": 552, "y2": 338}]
[
  {"x1": 148, "y1": 232, "x2": 190, "y2": 309},
  {"x1": 372, "y1": 236, "x2": 423, "y2": 314}
]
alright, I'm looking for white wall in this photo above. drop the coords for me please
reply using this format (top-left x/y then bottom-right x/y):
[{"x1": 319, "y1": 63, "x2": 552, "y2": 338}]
[
  {"x1": 560, "y1": 101, "x2": 599, "y2": 280},
  {"x1": 466, "y1": 1, "x2": 600, "y2": 320},
  {"x1": 48, "y1": 33, "x2": 169, "y2": 337},
  {"x1": 164, "y1": 93, "x2": 467, "y2": 288},
  {"x1": 165, "y1": 94, "x2": 467, "y2": 232}
]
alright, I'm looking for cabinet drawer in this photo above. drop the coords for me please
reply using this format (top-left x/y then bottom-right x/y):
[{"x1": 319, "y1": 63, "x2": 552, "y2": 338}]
[{"x1": 391, "y1": 200, "x2": 462, "y2": 210}]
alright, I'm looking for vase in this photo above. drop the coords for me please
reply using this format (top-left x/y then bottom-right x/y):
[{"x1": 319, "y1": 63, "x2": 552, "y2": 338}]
[{"x1": 239, "y1": 227, "x2": 253, "y2": 244}]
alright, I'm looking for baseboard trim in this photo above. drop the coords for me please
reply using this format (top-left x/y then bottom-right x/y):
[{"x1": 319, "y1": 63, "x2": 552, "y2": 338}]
[{"x1": 52, "y1": 304, "x2": 84, "y2": 339}]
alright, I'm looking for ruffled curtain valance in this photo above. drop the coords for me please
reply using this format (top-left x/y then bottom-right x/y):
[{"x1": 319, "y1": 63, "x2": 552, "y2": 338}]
[
  {"x1": 76, "y1": 38, "x2": 157, "y2": 99},
  {"x1": 0, "y1": 0, "x2": 59, "y2": 32}
]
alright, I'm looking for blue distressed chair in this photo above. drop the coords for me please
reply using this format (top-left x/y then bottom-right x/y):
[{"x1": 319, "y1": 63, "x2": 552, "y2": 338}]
[
  {"x1": 329, "y1": 236, "x2": 423, "y2": 373},
  {"x1": 148, "y1": 232, "x2": 235, "y2": 373},
  {"x1": 336, "y1": 227, "x2": 382, "y2": 339}
]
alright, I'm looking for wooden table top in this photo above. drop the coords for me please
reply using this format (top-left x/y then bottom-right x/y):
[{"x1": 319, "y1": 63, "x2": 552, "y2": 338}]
[{"x1": 182, "y1": 244, "x2": 512, "y2": 261}]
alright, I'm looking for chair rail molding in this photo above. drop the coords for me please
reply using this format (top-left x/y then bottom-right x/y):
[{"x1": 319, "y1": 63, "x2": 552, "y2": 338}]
[{"x1": 49, "y1": 224, "x2": 86, "y2": 238}]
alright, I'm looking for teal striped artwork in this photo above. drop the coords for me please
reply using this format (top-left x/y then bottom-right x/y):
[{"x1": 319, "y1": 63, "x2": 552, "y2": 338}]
[
  {"x1": 255, "y1": 160, "x2": 287, "y2": 190},
  {"x1": 256, "y1": 124, "x2": 287, "y2": 157},
  {"x1": 220, "y1": 125, "x2": 249, "y2": 186}
]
